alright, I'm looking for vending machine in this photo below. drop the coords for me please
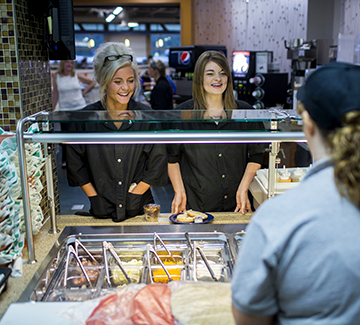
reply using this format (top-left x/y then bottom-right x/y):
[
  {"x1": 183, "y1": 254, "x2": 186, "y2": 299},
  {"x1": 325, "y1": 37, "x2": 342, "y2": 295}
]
[
  {"x1": 232, "y1": 50, "x2": 289, "y2": 108},
  {"x1": 168, "y1": 45, "x2": 227, "y2": 103}
]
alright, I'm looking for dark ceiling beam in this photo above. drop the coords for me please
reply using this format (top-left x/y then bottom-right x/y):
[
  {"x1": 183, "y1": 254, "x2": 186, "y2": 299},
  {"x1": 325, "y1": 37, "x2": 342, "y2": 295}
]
[
  {"x1": 74, "y1": 29, "x2": 180, "y2": 35},
  {"x1": 160, "y1": 23, "x2": 168, "y2": 31}
]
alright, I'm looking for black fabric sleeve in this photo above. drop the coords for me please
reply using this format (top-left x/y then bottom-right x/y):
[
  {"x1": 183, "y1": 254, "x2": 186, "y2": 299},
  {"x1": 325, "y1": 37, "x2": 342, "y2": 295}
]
[
  {"x1": 142, "y1": 144, "x2": 168, "y2": 186},
  {"x1": 66, "y1": 122, "x2": 92, "y2": 187},
  {"x1": 166, "y1": 143, "x2": 182, "y2": 163}
]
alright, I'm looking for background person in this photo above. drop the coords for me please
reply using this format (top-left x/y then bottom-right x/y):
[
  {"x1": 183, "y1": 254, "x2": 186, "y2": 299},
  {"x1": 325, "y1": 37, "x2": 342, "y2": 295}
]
[
  {"x1": 167, "y1": 50, "x2": 266, "y2": 215},
  {"x1": 148, "y1": 59, "x2": 174, "y2": 110},
  {"x1": 66, "y1": 42, "x2": 168, "y2": 222},
  {"x1": 52, "y1": 59, "x2": 96, "y2": 167},
  {"x1": 52, "y1": 59, "x2": 96, "y2": 111},
  {"x1": 231, "y1": 62, "x2": 360, "y2": 325}
]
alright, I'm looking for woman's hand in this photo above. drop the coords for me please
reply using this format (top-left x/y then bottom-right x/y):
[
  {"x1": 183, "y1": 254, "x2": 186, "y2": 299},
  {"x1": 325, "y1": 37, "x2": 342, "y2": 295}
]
[
  {"x1": 234, "y1": 188, "x2": 252, "y2": 215},
  {"x1": 171, "y1": 191, "x2": 187, "y2": 214},
  {"x1": 78, "y1": 73, "x2": 96, "y2": 96},
  {"x1": 168, "y1": 162, "x2": 187, "y2": 214},
  {"x1": 234, "y1": 162, "x2": 261, "y2": 214}
]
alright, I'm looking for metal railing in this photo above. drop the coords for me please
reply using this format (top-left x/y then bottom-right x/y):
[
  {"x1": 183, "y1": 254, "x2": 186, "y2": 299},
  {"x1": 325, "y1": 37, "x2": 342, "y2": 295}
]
[{"x1": 16, "y1": 112, "x2": 306, "y2": 264}]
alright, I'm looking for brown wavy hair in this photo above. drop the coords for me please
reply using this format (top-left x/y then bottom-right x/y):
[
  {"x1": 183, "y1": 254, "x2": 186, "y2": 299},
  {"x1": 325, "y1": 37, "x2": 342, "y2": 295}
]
[
  {"x1": 192, "y1": 50, "x2": 236, "y2": 110},
  {"x1": 299, "y1": 101, "x2": 360, "y2": 209},
  {"x1": 329, "y1": 111, "x2": 360, "y2": 209}
]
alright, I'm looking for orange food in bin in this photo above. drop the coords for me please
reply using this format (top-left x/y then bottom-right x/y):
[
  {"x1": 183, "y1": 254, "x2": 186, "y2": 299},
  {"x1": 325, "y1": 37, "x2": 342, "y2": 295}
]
[{"x1": 152, "y1": 260, "x2": 182, "y2": 283}]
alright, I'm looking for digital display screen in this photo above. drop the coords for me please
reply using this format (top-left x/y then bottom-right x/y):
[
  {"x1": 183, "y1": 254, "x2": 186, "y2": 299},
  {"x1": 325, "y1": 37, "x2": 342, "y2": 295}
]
[{"x1": 232, "y1": 51, "x2": 250, "y2": 78}]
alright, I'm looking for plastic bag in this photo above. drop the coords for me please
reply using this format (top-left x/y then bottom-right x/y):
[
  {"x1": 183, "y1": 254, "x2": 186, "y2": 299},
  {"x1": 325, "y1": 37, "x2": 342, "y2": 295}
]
[
  {"x1": 131, "y1": 284, "x2": 175, "y2": 325},
  {"x1": 86, "y1": 284, "x2": 145, "y2": 325},
  {"x1": 86, "y1": 283, "x2": 175, "y2": 325}
]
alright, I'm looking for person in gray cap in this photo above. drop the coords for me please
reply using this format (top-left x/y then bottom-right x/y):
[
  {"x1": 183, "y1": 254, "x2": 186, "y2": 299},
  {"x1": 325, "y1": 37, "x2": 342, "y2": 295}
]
[{"x1": 231, "y1": 61, "x2": 360, "y2": 325}]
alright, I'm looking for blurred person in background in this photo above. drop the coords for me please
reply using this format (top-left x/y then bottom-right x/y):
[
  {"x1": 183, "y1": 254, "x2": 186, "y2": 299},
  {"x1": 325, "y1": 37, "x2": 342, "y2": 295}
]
[
  {"x1": 231, "y1": 62, "x2": 360, "y2": 325},
  {"x1": 52, "y1": 59, "x2": 96, "y2": 167},
  {"x1": 148, "y1": 59, "x2": 174, "y2": 110}
]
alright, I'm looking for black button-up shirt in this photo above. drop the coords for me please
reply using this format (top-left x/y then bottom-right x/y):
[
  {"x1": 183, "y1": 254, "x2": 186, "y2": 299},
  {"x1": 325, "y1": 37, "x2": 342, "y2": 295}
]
[
  {"x1": 66, "y1": 100, "x2": 168, "y2": 222},
  {"x1": 167, "y1": 99, "x2": 267, "y2": 212},
  {"x1": 150, "y1": 76, "x2": 174, "y2": 110}
]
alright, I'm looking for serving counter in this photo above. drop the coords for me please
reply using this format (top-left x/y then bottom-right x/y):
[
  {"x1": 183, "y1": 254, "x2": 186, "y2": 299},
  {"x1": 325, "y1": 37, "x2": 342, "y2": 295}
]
[{"x1": 0, "y1": 211, "x2": 252, "y2": 321}]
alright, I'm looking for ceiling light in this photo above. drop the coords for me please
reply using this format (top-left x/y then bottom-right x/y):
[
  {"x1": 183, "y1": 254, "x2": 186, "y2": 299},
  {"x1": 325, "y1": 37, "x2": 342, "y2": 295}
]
[
  {"x1": 105, "y1": 14, "x2": 115, "y2": 23},
  {"x1": 113, "y1": 6, "x2": 123, "y2": 15},
  {"x1": 88, "y1": 39, "x2": 95, "y2": 48},
  {"x1": 128, "y1": 22, "x2": 139, "y2": 28}
]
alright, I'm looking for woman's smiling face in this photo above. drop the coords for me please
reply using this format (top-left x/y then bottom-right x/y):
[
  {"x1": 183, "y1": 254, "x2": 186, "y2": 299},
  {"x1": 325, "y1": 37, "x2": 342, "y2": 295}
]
[
  {"x1": 106, "y1": 66, "x2": 135, "y2": 108},
  {"x1": 203, "y1": 60, "x2": 228, "y2": 96}
]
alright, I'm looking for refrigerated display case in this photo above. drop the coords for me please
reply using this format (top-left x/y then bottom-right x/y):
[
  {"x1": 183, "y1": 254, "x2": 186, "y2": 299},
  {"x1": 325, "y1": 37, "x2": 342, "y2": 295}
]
[{"x1": 15, "y1": 108, "x2": 306, "y2": 264}]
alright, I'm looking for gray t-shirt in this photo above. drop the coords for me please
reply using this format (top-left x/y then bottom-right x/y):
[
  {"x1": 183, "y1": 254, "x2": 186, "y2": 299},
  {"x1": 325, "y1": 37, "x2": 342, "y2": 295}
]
[{"x1": 232, "y1": 158, "x2": 360, "y2": 324}]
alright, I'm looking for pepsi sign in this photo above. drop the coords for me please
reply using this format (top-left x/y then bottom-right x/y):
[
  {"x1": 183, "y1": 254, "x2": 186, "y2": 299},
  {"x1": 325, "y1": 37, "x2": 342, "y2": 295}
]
[
  {"x1": 180, "y1": 51, "x2": 191, "y2": 65},
  {"x1": 169, "y1": 50, "x2": 194, "y2": 70}
]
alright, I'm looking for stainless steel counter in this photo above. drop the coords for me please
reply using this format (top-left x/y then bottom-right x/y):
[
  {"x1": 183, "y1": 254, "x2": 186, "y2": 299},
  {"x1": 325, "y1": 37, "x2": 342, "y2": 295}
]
[{"x1": 0, "y1": 212, "x2": 252, "y2": 320}]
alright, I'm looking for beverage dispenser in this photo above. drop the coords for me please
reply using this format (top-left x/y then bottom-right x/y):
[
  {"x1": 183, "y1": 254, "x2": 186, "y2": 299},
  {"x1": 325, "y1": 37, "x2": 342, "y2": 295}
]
[
  {"x1": 232, "y1": 51, "x2": 289, "y2": 109},
  {"x1": 169, "y1": 45, "x2": 227, "y2": 104}
]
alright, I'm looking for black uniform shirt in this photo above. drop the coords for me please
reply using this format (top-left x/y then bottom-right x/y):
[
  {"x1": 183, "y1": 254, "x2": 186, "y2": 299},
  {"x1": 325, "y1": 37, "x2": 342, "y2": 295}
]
[
  {"x1": 167, "y1": 99, "x2": 267, "y2": 212},
  {"x1": 150, "y1": 76, "x2": 174, "y2": 110},
  {"x1": 66, "y1": 100, "x2": 168, "y2": 222}
]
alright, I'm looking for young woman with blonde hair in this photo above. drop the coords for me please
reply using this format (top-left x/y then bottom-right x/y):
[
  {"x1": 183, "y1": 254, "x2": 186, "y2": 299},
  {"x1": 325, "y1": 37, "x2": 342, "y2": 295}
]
[{"x1": 66, "y1": 43, "x2": 168, "y2": 222}]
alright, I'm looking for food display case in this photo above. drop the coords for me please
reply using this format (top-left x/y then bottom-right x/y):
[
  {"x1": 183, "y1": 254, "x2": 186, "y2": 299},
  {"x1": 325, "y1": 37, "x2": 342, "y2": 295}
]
[
  {"x1": 4, "y1": 107, "x2": 308, "y2": 321},
  {"x1": 24, "y1": 230, "x2": 236, "y2": 302},
  {"x1": 15, "y1": 108, "x2": 306, "y2": 265}
]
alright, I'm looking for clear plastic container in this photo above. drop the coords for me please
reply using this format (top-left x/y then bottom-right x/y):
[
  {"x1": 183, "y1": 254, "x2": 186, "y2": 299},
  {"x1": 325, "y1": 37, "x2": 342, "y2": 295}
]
[{"x1": 144, "y1": 204, "x2": 160, "y2": 221}]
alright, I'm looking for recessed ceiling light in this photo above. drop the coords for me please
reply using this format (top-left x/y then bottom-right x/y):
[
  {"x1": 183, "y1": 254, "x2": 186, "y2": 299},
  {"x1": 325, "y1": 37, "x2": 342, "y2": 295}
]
[
  {"x1": 105, "y1": 14, "x2": 115, "y2": 23},
  {"x1": 113, "y1": 7, "x2": 123, "y2": 15},
  {"x1": 128, "y1": 22, "x2": 139, "y2": 28}
]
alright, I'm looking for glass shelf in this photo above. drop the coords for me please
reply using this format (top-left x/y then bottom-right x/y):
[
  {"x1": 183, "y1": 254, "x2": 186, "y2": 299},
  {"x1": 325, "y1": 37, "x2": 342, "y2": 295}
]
[
  {"x1": 35, "y1": 109, "x2": 301, "y2": 123},
  {"x1": 32, "y1": 109, "x2": 303, "y2": 133}
]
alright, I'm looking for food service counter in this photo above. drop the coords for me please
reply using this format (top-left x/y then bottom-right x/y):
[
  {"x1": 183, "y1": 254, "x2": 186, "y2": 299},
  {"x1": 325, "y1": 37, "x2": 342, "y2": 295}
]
[{"x1": 0, "y1": 211, "x2": 252, "y2": 322}]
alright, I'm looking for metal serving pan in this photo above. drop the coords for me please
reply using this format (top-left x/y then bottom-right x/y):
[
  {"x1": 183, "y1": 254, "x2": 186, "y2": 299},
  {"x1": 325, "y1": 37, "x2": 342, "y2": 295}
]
[{"x1": 28, "y1": 231, "x2": 235, "y2": 302}]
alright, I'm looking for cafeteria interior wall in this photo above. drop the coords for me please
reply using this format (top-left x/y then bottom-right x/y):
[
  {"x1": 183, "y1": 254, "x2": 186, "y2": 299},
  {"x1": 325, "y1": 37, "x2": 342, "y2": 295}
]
[
  {"x1": 1, "y1": 0, "x2": 60, "y2": 219},
  {"x1": 193, "y1": 0, "x2": 308, "y2": 74},
  {"x1": 343, "y1": 0, "x2": 360, "y2": 36}
]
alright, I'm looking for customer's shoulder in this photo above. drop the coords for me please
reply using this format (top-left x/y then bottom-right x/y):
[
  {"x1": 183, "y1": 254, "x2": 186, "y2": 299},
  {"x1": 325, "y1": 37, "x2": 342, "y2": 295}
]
[
  {"x1": 235, "y1": 100, "x2": 253, "y2": 109},
  {"x1": 175, "y1": 99, "x2": 194, "y2": 110},
  {"x1": 82, "y1": 100, "x2": 104, "y2": 111},
  {"x1": 129, "y1": 99, "x2": 152, "y2": 110}
]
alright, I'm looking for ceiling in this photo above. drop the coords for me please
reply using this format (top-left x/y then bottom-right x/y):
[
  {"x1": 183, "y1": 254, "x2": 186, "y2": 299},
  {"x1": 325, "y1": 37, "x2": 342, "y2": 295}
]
[{"x1": 73, "y1": 4, "x2": 180, "y2": 26}]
